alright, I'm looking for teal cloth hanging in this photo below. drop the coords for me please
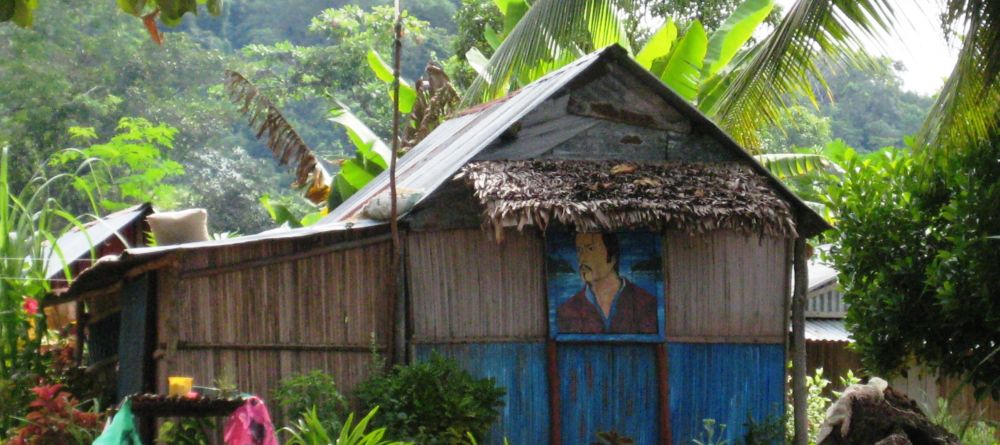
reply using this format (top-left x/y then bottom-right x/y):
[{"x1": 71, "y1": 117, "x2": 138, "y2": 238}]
[{"x1": 93, "y1": 399, "x2": 143, "y2": 445}]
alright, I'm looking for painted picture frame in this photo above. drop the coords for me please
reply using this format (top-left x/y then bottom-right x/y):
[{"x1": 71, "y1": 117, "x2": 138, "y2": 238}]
[{"x1": 546, "y1": 230, "x2": 665, "y2": 342}]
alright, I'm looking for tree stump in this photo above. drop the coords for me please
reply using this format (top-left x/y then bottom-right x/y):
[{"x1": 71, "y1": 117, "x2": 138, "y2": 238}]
[{"x1": 819, "y1": 386, "x2": 961, "y2": 445}]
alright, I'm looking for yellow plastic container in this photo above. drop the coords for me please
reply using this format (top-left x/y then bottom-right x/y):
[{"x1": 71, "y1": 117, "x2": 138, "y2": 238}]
[{"x1": 168, "y1": 376, "x2": 194, "y2": 396}]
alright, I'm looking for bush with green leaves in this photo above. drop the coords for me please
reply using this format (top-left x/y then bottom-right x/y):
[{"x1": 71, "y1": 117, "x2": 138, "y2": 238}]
[
  {"x1": 823, "y1": 136, "x2": 1000, "y2": 400},
  {"x1": 354, "y1": 353, "x2": 505, "y2": 445},
  {"x1": 273, "y1": 370, "x2": 349, "y2": 434},
  {"x1": 930, "y1": 398, "x2": 999, "y2": 445}
]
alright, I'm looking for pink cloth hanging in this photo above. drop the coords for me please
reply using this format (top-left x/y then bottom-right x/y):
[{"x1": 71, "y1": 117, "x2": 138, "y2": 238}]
[{"x1": 223, "y1": 396, "x2": 278, "y2": 445}]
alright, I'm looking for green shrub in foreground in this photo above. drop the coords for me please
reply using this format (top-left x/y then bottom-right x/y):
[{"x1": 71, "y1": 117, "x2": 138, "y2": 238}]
[{"x1": 355, "y1": 353, "x2": 505, "y2": 445}]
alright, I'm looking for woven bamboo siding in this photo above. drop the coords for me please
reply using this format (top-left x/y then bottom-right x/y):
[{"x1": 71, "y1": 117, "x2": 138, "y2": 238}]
[
  {"x1": 407, "y1": 229, "x2": 546, "y2": 342},
  {"x1": 665, "y1": 231, "x2": 788, "y2": 342},
  {"x1": 155, "y1": 233, "x2": 393, "y2": 401}
]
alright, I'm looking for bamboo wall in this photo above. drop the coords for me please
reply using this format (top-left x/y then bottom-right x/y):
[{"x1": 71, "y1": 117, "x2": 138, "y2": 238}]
[
  {"x1": 153, "y1": 229, "x2": 394, "y2": 406},
  {"x1": 665, "y1": 231, "x2": 789, "y2": 343}
]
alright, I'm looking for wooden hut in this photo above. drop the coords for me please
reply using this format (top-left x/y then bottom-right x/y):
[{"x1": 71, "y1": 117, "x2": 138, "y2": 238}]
[{"x1": 56, "y1": 46, "x2": 829, "y2": 444}]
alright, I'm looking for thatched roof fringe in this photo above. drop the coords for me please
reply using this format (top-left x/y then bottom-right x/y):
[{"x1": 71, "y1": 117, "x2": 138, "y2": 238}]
[{"x1": 457, "y1": 160, "x2": 799, "y2": 238}]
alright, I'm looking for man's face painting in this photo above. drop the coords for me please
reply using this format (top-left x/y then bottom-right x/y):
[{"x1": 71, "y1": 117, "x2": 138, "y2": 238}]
[{"x1": 575, "y1": 233, "x2": 615, "y2": 285}]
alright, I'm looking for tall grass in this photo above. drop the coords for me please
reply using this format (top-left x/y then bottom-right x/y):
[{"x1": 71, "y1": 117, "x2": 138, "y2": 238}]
[{"x1": 0, "y1": 145, "x2": 98, "y2": 431}]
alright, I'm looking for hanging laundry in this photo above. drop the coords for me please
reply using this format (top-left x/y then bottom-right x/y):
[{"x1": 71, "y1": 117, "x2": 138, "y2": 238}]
[
  {"x1": 223, "y1": 396, "x2": 278, "y2": 445},
  {"x1": 93, "y1": 399, "x2": 143, "y2": 445}
]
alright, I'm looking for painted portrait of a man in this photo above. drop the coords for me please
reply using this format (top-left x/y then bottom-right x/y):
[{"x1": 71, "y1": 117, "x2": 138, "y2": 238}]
[{"x1": 547, "y1": 231, "x2": 664, "y2": 341}]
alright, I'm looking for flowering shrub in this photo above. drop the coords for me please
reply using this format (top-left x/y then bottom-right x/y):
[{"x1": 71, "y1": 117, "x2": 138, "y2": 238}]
[{"x1": 4, "y1": 384, "x2": 105, "y2": 445}]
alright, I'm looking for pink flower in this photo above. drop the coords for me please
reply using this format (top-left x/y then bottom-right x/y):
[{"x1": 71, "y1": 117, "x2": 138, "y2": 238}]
[{"x1": 22, "y1": 297, "x2": 39, "y2": 316}]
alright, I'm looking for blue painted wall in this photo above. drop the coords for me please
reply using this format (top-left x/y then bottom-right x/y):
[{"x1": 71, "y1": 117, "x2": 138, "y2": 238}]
[
  {"x1": 558, "y1": 344, "x2": 660, "y2": 444},
  {"x1": 668, "y1": 343, "x2": 786, "y2": 445},
  {"x1": 415, "y1": 342, "x2": 785, "y2": 445},
  {"x1": 415, "y1": 342, "x2": 550, "y2": 445}
]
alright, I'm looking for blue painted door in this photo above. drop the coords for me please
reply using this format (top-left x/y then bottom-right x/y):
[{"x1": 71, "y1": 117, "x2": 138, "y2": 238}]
[{"x1": 559, "y1": 344, "x2": 660, "y2": 444}]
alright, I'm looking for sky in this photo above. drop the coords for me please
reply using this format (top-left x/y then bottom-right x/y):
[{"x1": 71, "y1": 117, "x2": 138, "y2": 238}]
[{"x1": 774, "y1": 0, "x2": 959, "y2": 96}]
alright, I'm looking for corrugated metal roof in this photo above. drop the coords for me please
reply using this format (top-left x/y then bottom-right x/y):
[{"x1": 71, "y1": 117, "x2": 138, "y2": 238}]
[
  {"x1": 125, "y1": 219, "x2": 384, "y2": 256},
  {"x1": 321, "y1": 45, "x2": 830, "y2": 237},
  {"x1": 321, "y1": 48, "x2": 608, "y2": 224},
  {"x1": 805, "y1": 318, "x2": 852, "y2": 343},
  {"x1": 45, "y1": 204, "x2": 150, "y2": 279}
]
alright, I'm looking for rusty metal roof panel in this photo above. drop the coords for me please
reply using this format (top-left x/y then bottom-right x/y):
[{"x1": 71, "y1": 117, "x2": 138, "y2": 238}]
[
  {"x1": 805, "y1": 318, "x2": 852, "y2": 343},
  {"x1": 321, "y1": 48, "x2": 608, "y2": 224},
  {"x1": 45, "y1": 203, "x2": 151, "y2": 279}
]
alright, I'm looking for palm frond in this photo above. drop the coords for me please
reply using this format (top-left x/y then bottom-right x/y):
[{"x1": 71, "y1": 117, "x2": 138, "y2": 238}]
[
  {"x1": 753, "y1": 153, "x2": 840, "y2": 179},
  {"x1": 461, "y1": 0, "x2": 629, "y2": 104},
  {"x1": 224, "y1": 70, "x2": 331, "y2": 205},
  {"x1": 701, "y1": 0, "x2": 896, "y2": 151},
  {"x1": 920, "y1": 0, "x2": 1000, "y2": 149}
]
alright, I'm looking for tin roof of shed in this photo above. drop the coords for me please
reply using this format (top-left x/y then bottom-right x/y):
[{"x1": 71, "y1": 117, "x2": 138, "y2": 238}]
[
  {"x1": 44, "y1": 203, "x2": 152, "y2": 279},
  {"x1": 321, "y1": 45, "x2": 830, "y2": 238}
]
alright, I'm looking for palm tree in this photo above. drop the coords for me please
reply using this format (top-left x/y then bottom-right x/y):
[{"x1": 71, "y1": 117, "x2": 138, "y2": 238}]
[{"x1": 466, "y1": 0, "x2": 1000, "y2": 152}]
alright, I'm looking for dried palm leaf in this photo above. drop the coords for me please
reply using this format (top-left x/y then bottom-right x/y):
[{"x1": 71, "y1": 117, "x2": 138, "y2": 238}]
[{"x1": 224, "y1": 70, "x2": 331, "y2": 205}]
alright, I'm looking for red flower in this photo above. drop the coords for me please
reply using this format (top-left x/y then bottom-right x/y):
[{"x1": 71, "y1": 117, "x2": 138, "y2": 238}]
[{"x1": 22, "y1": 297, "x2": 39, "y2": 316}]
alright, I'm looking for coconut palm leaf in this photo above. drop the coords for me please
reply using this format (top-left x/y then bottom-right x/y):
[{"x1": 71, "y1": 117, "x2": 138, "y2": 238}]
[
  {"x1": 224, "y1": 70, "x2": 331, "y2": 205},
  {"x1": 753, "y1": 153, "x2": 839, "y2": 179},
  {"x1": 919, "y1": 0, "x2": 1000, "y2": 149},
  {"x1": 699, "y1": 0, "x2": 896, "y2": 150},
  {"x1": 462, "y1": 0, "x2": 631, "y2": 104}
]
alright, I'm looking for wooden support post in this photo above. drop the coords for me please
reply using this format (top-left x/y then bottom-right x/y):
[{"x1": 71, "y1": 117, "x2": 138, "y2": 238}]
[
  {"x1": 655, "y1": 343, "x2": 672, "y2": 445},
  {"x1": 546, "y1": 341, "x2": 561, "y2": 445},
  {"x1": 791, "y1": 237, "x2": 809, "y2": 445}
]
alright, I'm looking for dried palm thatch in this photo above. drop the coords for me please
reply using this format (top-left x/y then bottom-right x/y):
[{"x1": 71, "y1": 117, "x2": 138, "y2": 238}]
[
  {"x1": 456, "y1": 160, "x2": 798, "y2": 238},
  {"x1": 224, "y1": 70, "x2": 331, "y2": 204}
]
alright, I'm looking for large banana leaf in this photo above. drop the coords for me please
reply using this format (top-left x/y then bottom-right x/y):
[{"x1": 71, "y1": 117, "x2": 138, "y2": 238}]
[
  {"x1": 634, "y1": 19, "x2": 677, "y2": 72},
  {"x1": 702, "y1": 0, "x2": 774, "y2": 78},
  {"x1": 658, "y1": 21, "x2": 707, "y2": 101}
]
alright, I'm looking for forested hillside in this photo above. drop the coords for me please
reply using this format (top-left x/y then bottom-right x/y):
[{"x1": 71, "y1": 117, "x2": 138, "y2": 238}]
[{"x1": 0, "y1": 0, "x2": 934, "y2": 233}]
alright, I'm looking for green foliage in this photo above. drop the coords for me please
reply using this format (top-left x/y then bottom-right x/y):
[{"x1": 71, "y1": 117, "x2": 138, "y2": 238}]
[
  {"x1": 155, "y1": 418, "x2": 213, "y2": 445},
  {"x1": 691, "y1": 419, "x2": 729, "y2": 445},
  {"x1": 355, "y1": 353, "x2": 506, "y2": 445},
  {"x1": 282, "y1": 407, "x2": 411, "y2": 445},
  {"x1": 741, "y1": 414, "x2": 785, "y2": 445},
  {"x1": 242, "y1": 4, "x2": 451, "y2": 157},
  {"x1": 930, "y1": 398, "x2": 999, "y2": 445},
  {"x1": 2, "y1": 0, "x2": 222, "y2": 28},
  {"x1": 758, "y1": 105, "x2": 832, "y2": 153},
  {"x1": 0, "y1": 0, "x2": 299, "y2": 233},
  {"x1": 818, "y1": 56, "x2": 934, "y2": 152},
  {"x1": 272, "y1": 370, "x2": 349, "y2": 435},
  {"x1": 823, "y1": 134, "x2": 1000, "y2": 399},
  {"x1": 0, "y1": 146, "x2": 98, "y2": 432},
  {"x1": 51, "y1": 117, "x2": 184, "y2": 211},
  {"x1": 784, "y1": 367, "x2": 859, "y2": 445}
]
